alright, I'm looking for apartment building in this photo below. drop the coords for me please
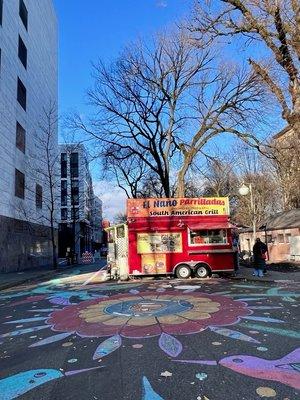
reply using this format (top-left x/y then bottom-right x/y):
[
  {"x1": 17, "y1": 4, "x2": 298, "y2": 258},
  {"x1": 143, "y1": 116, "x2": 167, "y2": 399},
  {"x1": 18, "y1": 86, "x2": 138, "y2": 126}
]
[
  {"x1": 0, "y1": 0, "x2": 58, "y2": 272},
  {"x1": 58, "y1": 144, "x2": 95, "y2": 258}
]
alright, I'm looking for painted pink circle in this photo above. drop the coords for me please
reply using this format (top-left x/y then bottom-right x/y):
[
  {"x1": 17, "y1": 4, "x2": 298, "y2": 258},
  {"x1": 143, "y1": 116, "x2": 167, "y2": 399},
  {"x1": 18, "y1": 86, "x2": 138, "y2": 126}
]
[{"x1": 46, "y1": 291, "x2": 251, "y2": 339}]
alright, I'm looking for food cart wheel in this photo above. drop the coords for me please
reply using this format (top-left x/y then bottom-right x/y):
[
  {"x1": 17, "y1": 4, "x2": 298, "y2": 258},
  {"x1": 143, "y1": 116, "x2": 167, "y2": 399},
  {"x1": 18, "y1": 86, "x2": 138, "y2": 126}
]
[
  {"x1": 175, "y1": 264, "x2": 192, "y2": 279},
  {"x1": 195, "y1": 264, "x2": 211, "y2": 279}
]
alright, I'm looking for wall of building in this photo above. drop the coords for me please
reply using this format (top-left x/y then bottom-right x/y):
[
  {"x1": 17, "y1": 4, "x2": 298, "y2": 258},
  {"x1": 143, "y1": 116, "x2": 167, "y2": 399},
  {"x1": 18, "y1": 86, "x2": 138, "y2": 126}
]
[
  {"x1": 239, "y1": 228, "x2": 300, "y2": 262},
  {"x1": 0, "y1": 0, "x2": 58, "y2": 271},
  {"x1": 0, "y1": 215, "x2": 58, "y2": 272}
]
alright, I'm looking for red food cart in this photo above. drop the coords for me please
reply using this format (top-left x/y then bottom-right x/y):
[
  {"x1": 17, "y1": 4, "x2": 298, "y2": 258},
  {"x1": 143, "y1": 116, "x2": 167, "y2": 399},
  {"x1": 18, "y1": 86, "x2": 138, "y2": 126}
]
[{"x1": 106, "y1": 197, "x2": 235, "y2": 279}]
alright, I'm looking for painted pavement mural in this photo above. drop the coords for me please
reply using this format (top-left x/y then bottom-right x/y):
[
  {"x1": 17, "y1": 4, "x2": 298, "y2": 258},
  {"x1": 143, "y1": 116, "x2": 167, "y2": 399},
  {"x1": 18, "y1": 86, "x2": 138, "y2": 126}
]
[{"x1": 0, "y1": 272, "x2": 299, "y2": 400}]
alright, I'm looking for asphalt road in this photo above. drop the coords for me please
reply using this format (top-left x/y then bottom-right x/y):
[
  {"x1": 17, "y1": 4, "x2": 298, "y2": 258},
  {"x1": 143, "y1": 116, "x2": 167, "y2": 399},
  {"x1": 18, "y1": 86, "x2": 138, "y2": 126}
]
[{"x1": 0, "y1": 267, "x2": 299, "y2": 400}]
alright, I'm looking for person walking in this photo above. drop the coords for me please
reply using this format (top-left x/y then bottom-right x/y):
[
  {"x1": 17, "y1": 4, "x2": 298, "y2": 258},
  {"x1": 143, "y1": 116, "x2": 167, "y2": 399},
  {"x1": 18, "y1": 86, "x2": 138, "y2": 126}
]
[
  {"x1": 252, "y1": 238, "x2": 267, "y2": 278},
  {"x1": 232, "y1": 233, "x2": 240, "y2": 275}
]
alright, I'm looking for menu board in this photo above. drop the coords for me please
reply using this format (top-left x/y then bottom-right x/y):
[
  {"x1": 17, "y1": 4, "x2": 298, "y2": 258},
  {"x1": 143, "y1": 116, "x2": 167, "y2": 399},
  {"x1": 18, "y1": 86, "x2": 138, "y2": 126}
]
[{"x1": 137, "y1": 232, "x2": 182, "y2": 254}]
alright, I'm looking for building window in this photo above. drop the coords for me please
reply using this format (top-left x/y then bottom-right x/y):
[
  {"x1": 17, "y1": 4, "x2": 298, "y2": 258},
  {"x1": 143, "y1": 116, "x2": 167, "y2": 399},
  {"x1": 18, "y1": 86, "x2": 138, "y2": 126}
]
[
  {"x1": 71, "y1": 179, "x2": 79, "y2": 206},
  {"x1": 17, "y1": 77, "x2": 27, "y2": 110},
  {"x1": 18, "y1": 35, "x2": 27, "y2": 68},
  {"x1": 70, "y1": 152, "x2": 79, "y2": 178},
  {"x1": 0, "y1": 0, "x2": 3, "y2": 26},
  {"x1": 267, "y1": 234, "x2": 272, "y2": 243},
  {"x1": 61, "y1": 153, "x2": 67, "y2": 178},
  {"x1": 15, "y1": 169, "x2": 25, "y2": 199},
  {"x1": 189, "y1": 229, "x2": 227, "y2": 245},
  {"x1": 71, "y1": 208, "x2": 79, "y2": 220},
  {"x1": 19, "y1": 0, "x2": 28, "y2": 30},
  {"x1": 278, "y1": 234, "x2": 284, "y2": 243},
  {"x1": 286, "y1": 233, "x2": 292, "y2": 243},
  {"x1": 61, "y1": 180, "x2": 67, "y2": 206},
  {"x1": 36, "y1": 184, "x2": 42, "y2": 209},
  {"x1": 61, "y1": 208, "x2": 68, "y2": 220},
  {"x1": 16, "y1": 121, "x2": 26, "y2": 153}
]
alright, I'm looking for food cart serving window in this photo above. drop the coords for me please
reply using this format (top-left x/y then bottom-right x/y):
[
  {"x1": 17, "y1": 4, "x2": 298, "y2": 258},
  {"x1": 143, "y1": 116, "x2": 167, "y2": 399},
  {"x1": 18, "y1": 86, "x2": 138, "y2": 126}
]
[{"x1": 189, "y1": 229, "x2": 227, "y2": 245}]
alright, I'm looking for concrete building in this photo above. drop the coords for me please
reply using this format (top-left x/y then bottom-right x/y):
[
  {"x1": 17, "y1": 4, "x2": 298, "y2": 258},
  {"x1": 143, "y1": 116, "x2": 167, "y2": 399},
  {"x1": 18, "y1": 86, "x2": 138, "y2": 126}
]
[
  {"x1": 0, "y1": 0, "x2": 58, "y2": 272},
  {"x1": 92, "y1": 195, "x2": 103, "y2": 250},
  {"x1": 239, "y1": 209, "x2": 300, "y2": 262},
  {"x1": 58, "y1": 144, "x2": 94, "y2": 258}
]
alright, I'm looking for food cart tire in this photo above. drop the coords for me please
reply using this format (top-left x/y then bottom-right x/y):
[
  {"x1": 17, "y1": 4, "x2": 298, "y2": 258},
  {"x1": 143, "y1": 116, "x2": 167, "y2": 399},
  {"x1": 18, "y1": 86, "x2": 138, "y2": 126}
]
[
  {"x1": 175, "y1": 264, "x2": 192, "y2": 279},
  {"x1": 195, "y1": 264, "x2": 211, "y2": 279}
]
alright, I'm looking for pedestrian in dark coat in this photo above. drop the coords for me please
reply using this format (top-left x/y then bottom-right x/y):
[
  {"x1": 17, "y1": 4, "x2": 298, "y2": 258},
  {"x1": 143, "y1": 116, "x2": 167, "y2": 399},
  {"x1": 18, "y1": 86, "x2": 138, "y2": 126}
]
[{"x1": 252, "y1": 238, "x2": 267, "y2": 278}]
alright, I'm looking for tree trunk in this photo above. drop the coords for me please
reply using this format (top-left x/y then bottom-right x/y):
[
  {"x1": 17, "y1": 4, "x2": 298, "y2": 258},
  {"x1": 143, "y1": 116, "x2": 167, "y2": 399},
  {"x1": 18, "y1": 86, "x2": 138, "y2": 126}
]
[
  {"x1": 176, "y1": 170, "x2": 186, "y2": 197},
  {"x1": 50, "y1": 224, "x2": 58, "y2": 270},
  {"x1": 176, "y1": 153, "x2": 194, "y2": 197}
]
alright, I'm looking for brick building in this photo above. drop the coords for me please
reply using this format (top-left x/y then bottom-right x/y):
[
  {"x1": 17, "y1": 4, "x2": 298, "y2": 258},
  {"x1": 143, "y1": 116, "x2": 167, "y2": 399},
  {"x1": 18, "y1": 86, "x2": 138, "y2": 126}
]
[{"x1": 239, "y1": 209, "x2": 300, "y2": 262}]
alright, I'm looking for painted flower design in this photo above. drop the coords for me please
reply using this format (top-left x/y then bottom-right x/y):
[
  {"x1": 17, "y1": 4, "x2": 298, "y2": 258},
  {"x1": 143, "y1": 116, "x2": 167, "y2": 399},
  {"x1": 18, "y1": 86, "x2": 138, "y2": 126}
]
[{"x1": 47, "y1": 291, "x2": 251, "y2": 338}]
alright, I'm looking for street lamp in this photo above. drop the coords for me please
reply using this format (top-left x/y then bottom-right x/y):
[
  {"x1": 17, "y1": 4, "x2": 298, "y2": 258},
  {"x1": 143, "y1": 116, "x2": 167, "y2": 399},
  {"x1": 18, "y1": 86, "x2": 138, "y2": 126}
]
[{"x1": 239, "y1": 183, "x2": 256, "y2": 245}]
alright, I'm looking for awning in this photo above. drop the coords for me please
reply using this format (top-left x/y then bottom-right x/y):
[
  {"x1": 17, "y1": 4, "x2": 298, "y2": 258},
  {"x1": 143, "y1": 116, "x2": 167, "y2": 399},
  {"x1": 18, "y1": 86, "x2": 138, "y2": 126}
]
[{"x1": 188, "y1": 222, "x2": 235, "y2": 230}]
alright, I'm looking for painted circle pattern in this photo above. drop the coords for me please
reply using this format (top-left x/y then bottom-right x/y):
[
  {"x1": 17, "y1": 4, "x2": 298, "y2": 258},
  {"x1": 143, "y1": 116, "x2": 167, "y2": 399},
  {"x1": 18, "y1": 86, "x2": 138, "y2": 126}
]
[{"x1": 47, "y1": 291, "x2": 251, "y2": 338}]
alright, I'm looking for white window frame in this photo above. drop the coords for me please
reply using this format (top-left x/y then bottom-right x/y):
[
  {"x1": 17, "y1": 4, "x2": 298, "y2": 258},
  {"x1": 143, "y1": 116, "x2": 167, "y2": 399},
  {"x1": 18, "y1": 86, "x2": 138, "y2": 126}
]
[{"x1": 187, "y1": 228, "x2": 228, "y2": 247}]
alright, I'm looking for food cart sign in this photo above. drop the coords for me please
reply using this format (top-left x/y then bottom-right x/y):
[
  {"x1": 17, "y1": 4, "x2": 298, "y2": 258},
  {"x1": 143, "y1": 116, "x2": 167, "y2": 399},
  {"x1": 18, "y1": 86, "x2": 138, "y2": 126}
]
[{"x1": 127, "y1": 197, "x2": 229, "y2": 217}]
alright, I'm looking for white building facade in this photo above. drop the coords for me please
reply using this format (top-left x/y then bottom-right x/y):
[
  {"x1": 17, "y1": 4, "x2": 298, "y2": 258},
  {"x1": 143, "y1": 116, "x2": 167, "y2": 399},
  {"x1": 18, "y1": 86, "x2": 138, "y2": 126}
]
[
  {"x1": 92, "y1": 196, "x2": 103, "y2": 248},
  {"x1": 0, "y1": 0, "x2": 58, "y2": 272},
  {"x1": 58, "y1": 144, "x2": 94, "y2": 258}
]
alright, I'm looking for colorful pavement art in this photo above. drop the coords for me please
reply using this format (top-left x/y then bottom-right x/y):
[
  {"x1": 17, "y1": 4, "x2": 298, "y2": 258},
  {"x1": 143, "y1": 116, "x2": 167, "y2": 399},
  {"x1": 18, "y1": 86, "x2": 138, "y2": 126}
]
[{"x1": 0, "y1": 275, "x2": 299, "y2": 400}]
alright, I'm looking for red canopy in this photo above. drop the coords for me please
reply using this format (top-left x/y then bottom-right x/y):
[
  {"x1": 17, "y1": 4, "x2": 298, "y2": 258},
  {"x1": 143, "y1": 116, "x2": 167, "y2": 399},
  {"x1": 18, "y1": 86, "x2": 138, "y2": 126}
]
[{"x1": 188, "y1": 222, "x2": 235, "y2": 230}]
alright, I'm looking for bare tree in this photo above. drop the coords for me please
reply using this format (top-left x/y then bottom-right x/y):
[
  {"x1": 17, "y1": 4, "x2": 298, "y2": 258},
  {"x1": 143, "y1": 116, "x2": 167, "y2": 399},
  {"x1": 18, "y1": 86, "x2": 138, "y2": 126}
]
[
  {"x1": 175, "y1": 64, "x2": 264, "y2": 196},
  {"x1": 69, "y1": 30, "x2": 265, "y2": 197},
  {"x1": 113, "y1": 212, "x2": 127, "y2": 224},
  {"x1": 70, "y1": 32, "x2": 209, "y2": 197},
  {"x1": 234, "y1": 144, "x2": 282, "y2": 235},
  {"x1": 190, "y1": 0, "x2": 300, "y2": 136},
  {"x1": 18, "y1": 103, "x2": 60, "y2": 269},
  {"x1": 270, "y1": 128, "x2": 300, "y2": 209}
]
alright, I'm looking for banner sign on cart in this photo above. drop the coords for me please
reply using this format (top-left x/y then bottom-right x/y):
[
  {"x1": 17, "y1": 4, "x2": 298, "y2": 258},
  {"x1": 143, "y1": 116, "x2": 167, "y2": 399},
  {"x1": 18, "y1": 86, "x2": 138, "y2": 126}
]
[
  {"x1": 127, "y1": 197, "x2": 229, "y2": 217},
  {"x1": 141, "y1": 253, "x2": 167, "y2": 274},
  {"x1": 137, "y1": 232, "x2": 182, "y2": 254}
]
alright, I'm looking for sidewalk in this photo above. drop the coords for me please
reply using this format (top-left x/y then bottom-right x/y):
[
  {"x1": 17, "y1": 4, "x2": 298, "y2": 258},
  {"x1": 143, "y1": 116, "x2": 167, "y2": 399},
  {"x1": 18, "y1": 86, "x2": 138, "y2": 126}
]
[
  {"x1": 0, "y1": 260, "x2": 109, "y2": 291},
  {"x1": 230, "y1": 265, "x2": 300, "y2": 283},
  {"x1": 0, "y1": 264, "x2": 71, "y2": 291}
]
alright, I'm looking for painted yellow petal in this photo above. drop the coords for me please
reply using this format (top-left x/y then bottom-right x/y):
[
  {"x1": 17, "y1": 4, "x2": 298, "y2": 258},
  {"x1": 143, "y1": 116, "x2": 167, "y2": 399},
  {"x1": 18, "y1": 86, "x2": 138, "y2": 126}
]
[
  {"x1": 180, "y1": 310, "x2": 211, "y2": 320},
  {"x1": 193, "y1": 298, "x2": 213, "y2": 303},
  {"x1": 157, "y1": 315, "x2": 186, "y2": 325},
  {"x1": 84, "y1": 315, "x2": 116, "y2": 324},
  {"x1": 126, "y1": 317, "x2": 157, "y2": 326},
  {"x1": 102, "y1": 316, "x2": 129, "y2": 326},
  {"x1": 192, "y1": 302, "x2": 219, "y2": 311}
]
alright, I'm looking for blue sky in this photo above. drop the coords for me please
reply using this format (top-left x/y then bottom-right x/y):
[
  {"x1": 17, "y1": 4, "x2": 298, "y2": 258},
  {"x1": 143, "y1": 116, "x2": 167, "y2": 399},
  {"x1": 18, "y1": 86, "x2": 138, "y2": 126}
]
[
  {"x1": 54, "y1": 0, "x2": 193, "y2": 219},
  {"x1": 54, "y1": 0, "x2": 192, "y2": 115}
]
